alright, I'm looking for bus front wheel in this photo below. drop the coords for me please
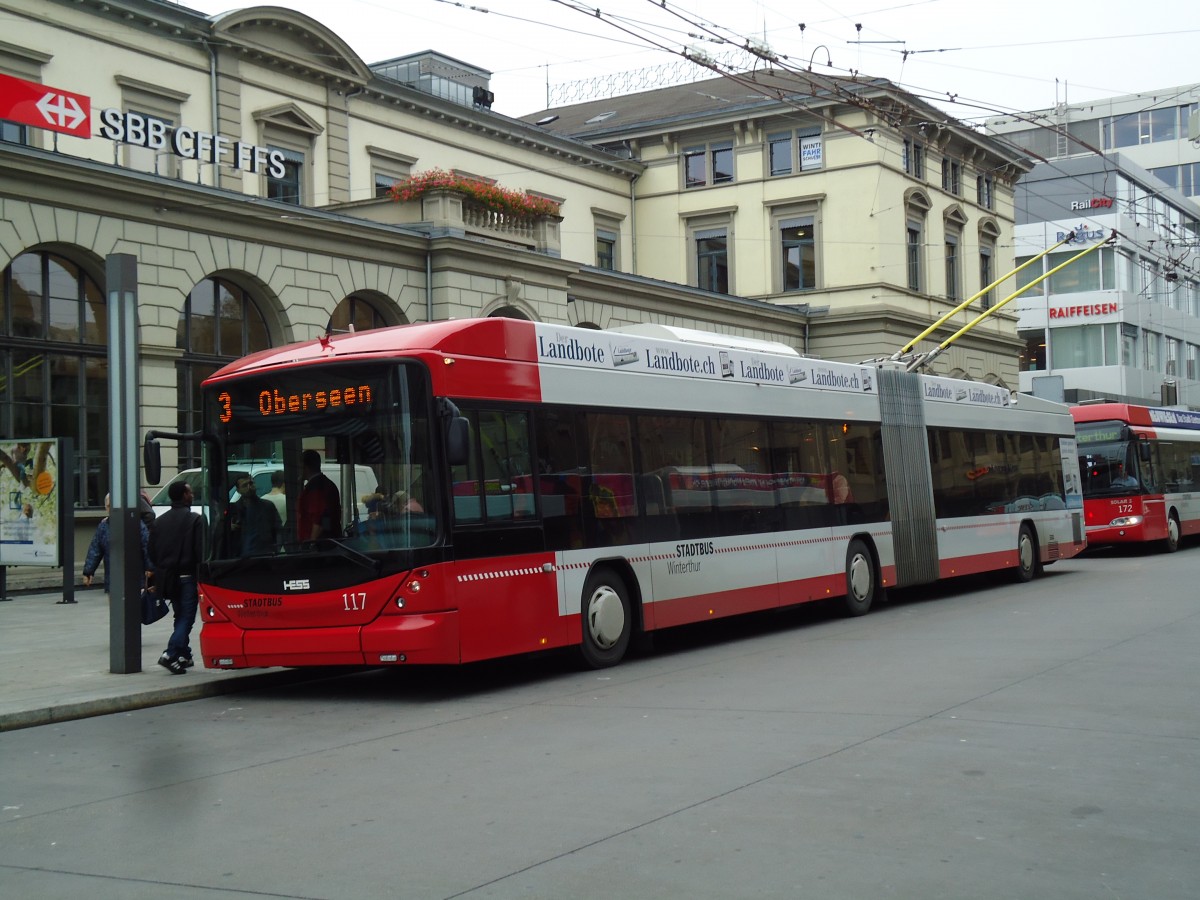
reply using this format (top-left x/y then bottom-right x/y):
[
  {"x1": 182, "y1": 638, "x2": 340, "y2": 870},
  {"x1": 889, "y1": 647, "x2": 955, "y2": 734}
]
[
  {"x1": 843, "y1": 539, "x2": 877, "y2": 617},
  {"x1": 579, "y1": 568, "x2": 632, "y2": 668},
  {"x1": 1165, "y1": 513, "x2": 1181, "y2": 553}
]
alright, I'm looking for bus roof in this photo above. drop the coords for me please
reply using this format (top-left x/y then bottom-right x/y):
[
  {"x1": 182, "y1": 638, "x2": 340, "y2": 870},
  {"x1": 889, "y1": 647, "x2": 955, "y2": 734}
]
[
  {"x1": 204, "y1": 318, "x2": 1070, "y2": 430},
  {"x1": 1072, "y1": 403, "x2": 1200, "y2": 431}
]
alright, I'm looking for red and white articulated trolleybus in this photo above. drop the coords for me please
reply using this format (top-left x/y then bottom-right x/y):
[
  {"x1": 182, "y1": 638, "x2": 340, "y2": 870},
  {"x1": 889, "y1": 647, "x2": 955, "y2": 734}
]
[
  {"x1": 144, "y1": 318, "x2": 1085, "y2": 670},
  {"x1": 1071, "y1": 403, "x2": 1200, "y2": 552}
]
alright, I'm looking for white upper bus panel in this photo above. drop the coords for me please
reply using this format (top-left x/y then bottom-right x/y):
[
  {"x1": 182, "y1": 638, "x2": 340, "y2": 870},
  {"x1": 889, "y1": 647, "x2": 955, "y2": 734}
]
[{"x1": 610, "y1": 323, "x2": 801, "y2": 357}]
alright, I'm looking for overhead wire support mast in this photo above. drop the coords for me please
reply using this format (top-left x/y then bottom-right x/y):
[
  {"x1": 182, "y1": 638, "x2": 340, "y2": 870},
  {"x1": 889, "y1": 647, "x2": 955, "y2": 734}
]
[
  {"x1": 905, "y1": 230, "x2": 1117, "y2": 373},
  {"x1": 891, "y1": 231, "x2": 1079, "y2": 363}
]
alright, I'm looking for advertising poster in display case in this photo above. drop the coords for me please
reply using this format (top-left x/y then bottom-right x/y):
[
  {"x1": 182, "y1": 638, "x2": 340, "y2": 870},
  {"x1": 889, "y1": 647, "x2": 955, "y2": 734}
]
[{"x1": 0, "y1": 438, "x2": 60, "y2": 566}]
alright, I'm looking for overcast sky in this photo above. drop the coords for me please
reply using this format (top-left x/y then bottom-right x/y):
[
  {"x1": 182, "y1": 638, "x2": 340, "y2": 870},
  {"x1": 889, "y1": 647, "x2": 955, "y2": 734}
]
[{"x1": 181, "y1": 0, "x2": 1199, "y2": 122}]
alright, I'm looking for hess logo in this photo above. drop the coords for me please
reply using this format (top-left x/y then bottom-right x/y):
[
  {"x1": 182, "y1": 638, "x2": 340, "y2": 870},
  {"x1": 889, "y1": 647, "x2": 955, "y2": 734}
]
[{"x1": 283, "y1": 579, "x2": 310, "y2": 591}]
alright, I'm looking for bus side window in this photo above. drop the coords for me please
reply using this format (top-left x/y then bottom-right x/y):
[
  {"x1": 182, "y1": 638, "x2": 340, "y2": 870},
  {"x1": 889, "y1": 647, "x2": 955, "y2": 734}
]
[
  {"x1": 533, "y1": 409, "x2": 584, "y2": 550},
  {"x1": 584, "y1": 412, "x2": 638, "y2": 546},
  {"x1": 451, "y1": 408, "x2": 484, "y2": 524}
]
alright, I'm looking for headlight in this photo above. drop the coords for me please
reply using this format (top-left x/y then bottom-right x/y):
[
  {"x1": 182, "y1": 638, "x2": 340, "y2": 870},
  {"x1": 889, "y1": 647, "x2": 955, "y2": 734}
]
[{"x1": 1109, "y1": 516, "x2": 1143, "y2": 527}]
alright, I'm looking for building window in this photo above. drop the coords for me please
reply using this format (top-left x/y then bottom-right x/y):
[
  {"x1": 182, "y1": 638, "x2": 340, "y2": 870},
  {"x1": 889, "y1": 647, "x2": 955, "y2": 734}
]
[
  {"x1": 942, "y1": 159, "x2": 961, "y2": 195},
  {"x1": 374, "y1": 173, "x2": 399, "y2": 198},
  {"x1": 110, "y1": 78, "x2": 188, "y2": 179},
  {"x1": 123, "y1": 111, "x2": 176, "y2": 177},
  {"x1": 903, "y1": 140, "x2": 925, "y2": 179},
  {"x1": 176, "y1": 278, "x2": 272, "y2": 468},
  {"x1": 696, "y1": 228, "x2": 729, "y2": 294},
  {"x1": 976, "y1": 175, "x2": 994, "y2": 209},
  {"x1": 979, "y1": 245, "x2": 994, "y2": 309},
  {"x1": 906, "y1": 222, "x2": 923, "y2": 292},
  {"x1": 329, "y1": 294, "x2": 389, "y2": 335},
  {"x1": 1143, "y1": 330, "x2": 1161, "y2": 372},
  {"x1": 596, "y1": 229, "x2": 617, "y2": 270},
  {"x1": 1050, "y1": 324, "x2": 1118, "y2": 368},
  {"x1": 1, "y1": 250, "x2": 108, "y2": 506},
  {"x1": 944, "y1": 231, "x2": 961, "y2": 301},
  {"x1": 768, "y1": 133, "x2": 792, "y2": 176},
  {"x1": 1117, "y1": 323, "x2": 1137, "y2": 367},
  {"x1": 781, "y1": 217, "x2": 817, "y2": 291},
  {"x1": 684, "y1": 147, "x2": 707, "y2": 188},
  {"x1": 267, "y1": 146, "x2": 303, "y2": 204},
  {"x1": 1150, "y1": 165, "x2": 1179, "y2": 190},
  {"x1": 1188, "y1": 343, "x2": 1199, "y2": 381},
  {"x1": 1, "y1": 120, "x2": 28, "y2": 145},
  {"x1": 1047, "y1": 248, "x2": 1116, "y2": 294},
  {"x1": 1165, "y1": 337, "x2": 1180, "y2": 376},
  {"x1": 367, "y1": 146, "x2": 415, "y2": 200},
  {"x1": 1019, "y1": 329, "x2": 1046, "y2": 372},
  {"x1": 684, "y1": 142, "x2": 734, "y2": 188}
]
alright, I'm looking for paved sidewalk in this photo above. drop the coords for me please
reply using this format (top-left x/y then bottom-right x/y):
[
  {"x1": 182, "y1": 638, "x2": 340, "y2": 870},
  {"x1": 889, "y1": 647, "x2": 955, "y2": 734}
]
[{"x1": 0, "y1": 587, "x2": 308, "y2": 731}]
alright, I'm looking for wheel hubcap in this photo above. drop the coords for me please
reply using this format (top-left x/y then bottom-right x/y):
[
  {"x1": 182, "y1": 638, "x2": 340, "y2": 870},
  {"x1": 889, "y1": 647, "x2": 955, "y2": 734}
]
[
  {"x1": 587, "y1": 586, "x2": 625, "y2": 649},
  {"x1": 848, "y1": 554, "x2": 870, "y2": 601},
  {"x1": 1019, "y1": 535, "x2": 1033, "y2": 572}
]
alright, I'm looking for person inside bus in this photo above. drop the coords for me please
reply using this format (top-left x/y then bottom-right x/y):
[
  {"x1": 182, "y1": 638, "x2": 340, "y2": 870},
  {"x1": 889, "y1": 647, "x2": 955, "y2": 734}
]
[
  {"x1": 297, "y1": 449, "x2": 341, "y2": 542},
  {"x1": 228, "y1": 474, "x2": 282, "y2": 555},
  {"x1": 1112, "y1": 465, "x2": 1138, "y2": 488},
  {"x1": 265, "y1": 470, "x2": 287, "y2": 525}
]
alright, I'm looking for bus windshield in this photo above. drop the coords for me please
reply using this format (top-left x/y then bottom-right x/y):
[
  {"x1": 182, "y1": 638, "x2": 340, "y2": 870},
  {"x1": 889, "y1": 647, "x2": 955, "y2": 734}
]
[
  {"x1": 202, "y1": 361, "x2": 436, "y2": 560},
  {"x1": 1078, "y1": 437, "x2": 1141, "y2": 496}
]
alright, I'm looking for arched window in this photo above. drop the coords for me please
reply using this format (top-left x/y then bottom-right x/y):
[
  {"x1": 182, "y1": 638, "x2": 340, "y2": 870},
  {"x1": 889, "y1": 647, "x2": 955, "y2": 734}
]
[
  {"x1": 329, "y1": 294, "x2": 388, "y2": 334},
  {"x1": 0, "y1": 250, "x2": 108, "y2": 505},
  {"x1": 176, "y1": 277, "x2": 271, "y2": 468},
  {"x1": 489, "y1": 306, "x2": 531, "y2": 320}
]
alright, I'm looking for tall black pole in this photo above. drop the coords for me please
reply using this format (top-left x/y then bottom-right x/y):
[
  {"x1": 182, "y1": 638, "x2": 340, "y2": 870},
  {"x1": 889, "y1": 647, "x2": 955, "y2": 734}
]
[{"x1": 107, "y1": 253, "x2": 141, "y2": 673}]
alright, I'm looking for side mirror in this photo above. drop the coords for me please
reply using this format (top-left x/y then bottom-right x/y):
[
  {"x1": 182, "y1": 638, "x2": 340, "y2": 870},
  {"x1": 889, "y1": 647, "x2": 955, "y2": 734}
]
[
  {"x1": 143, "y1": 434, "x2": 162, "y2": 484},
  {"x1": 446, "y1": 416, "x2": 470, "y2": 467},
  {"x1": 1138, "y1": 440, "x2": 1151, "y2": 463}
]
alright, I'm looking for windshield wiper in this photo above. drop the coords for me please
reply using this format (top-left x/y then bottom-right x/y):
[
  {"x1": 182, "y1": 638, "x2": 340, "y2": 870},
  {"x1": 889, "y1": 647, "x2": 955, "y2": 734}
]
[{"x1": 311, "y1": 537, "x2": 383, "y2": 575}]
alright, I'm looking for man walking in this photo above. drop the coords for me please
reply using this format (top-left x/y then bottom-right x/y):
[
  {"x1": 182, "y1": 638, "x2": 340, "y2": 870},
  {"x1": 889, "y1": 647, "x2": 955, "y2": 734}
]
[{"x1": 149, "y1": 481, "x2": 202, "y2": 674}]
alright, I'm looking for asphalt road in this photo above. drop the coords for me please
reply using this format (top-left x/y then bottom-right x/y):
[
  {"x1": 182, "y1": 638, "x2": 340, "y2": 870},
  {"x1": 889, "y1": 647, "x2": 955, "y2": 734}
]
[{"x1": 2, "y1": 546, "x2": 1198, "y2": 899}]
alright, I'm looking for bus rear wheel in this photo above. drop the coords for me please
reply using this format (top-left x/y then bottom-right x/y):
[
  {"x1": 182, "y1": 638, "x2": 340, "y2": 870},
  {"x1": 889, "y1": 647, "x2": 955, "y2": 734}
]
[
  {"x1": 1164, "y1": 513, "x2": 1181, "y2": 553},
  {"x1": 579, "y1": 568, "x2": 632, "y2": 668},
  {"x1": 1014, "y1": 524, "x2": 1038, "y2": 583},
  {"x1": 843, "y1": 539, "x2": 877, "y2": 617}
]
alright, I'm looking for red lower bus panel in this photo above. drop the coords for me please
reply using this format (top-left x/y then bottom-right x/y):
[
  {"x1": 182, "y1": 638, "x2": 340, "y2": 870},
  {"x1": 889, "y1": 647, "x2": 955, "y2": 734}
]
[
  {"x1": 1084, "y1": 496, "x2": 1167, "y2": 546},
  {"x1": 361, "y1": 611, "x2": 460, "y2": 665},
  {"x1": 939, "y1": 548, "x2": 1013, "y2": 579},
  {"x1": 203, "y1": 613, "x2": 463, "y2": 668}
]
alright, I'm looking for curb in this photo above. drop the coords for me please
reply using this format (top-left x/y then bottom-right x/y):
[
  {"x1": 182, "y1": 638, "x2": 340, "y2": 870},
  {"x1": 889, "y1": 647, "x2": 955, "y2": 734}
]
[{"x1": 0, "y1": 668, "x2": 319, "y2": 732}]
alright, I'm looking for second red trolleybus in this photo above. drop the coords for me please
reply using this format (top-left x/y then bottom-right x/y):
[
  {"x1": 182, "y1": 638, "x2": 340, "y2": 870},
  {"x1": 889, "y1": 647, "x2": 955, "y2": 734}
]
[
  {"x1": 145, "y1": 318, "x2": 1085, "y2": 670},
  {"x1": 1071, "y1": 403, "x2": 1200, "y2": 552}
]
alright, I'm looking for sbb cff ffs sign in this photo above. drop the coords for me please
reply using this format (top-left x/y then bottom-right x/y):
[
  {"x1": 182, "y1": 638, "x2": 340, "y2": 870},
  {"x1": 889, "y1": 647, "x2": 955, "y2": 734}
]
[{"x1": 0, "y1": 72, "x2": 91, "y2": 138}]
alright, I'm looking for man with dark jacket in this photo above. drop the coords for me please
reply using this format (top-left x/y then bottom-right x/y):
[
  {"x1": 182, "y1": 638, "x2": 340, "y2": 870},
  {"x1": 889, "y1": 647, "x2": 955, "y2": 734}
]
[{"x1": 148, "y1": 481, "x2": 202, "y2": 674}]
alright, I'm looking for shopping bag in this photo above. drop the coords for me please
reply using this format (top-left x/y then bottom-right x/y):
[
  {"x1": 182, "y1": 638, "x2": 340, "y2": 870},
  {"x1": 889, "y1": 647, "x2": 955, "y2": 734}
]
[{"x1": 140, "y1": 586, "x2": 170, "y2": 625}]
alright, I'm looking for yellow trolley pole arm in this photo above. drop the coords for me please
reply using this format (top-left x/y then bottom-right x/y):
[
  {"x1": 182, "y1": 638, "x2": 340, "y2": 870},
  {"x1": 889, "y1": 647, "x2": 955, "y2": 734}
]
[
  {"x1": 893, "y1": 232, "x2": 1078, "y2": 360},
  {"x1": 909, "y1": 230, "x2": 1115, "y2": 373}
]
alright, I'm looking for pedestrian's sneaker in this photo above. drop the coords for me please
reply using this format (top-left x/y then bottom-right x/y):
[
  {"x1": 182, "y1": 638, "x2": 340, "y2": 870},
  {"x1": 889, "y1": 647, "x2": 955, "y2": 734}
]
[
  {"x1": 178, "y1": 656, "x2": 195, "y2": 669},
  {"x1": 157, "y1": 652, "x2": 173, "y2": 672},
  {"x1": 158, "y1": 653, "x2": 186, "y2": 674}
]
